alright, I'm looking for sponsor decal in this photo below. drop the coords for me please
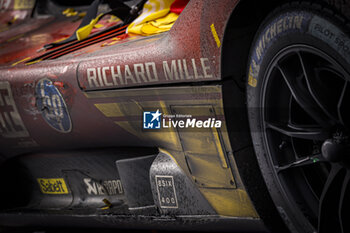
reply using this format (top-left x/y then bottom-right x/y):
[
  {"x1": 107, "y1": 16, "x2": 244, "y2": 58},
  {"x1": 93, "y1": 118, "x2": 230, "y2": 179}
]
[
  {"x1": 254, "y1": 13, "x2": 308, "y2": 61},
  {"x1": 155, "y1": 175, "x2": 178, "y2": 208},
  {"x1": 83, "y1": 178, "x2": 124, "y2": 196},
  {"x1": 37, "y1": 178, "x2": 69, "y2": 194},
  {"x1": 143, "y1": 109, "x2": 222, "y2": 129},
  {"x1": 35, "y1": 78, "x2": 72, "y2": 133},
  {"x1": 249, "y1": 12, "x2": 311, "y2": 87},
  {"x1": 83, "y1": 57, "x2": 213, "y2": 89},
  {"x1": 249, "y1": 12, "x2": 350, "y2": 88},
  {"x1": 0, "y1": 81, "x2": 29, "y2": 138},
  {"x1": 248, "y1": 62, "x2": 259, "y2": 87}
]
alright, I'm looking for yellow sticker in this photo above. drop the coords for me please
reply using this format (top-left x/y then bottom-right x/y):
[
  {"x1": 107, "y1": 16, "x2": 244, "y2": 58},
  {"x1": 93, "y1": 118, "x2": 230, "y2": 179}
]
[
  {"x1": 248, "y1": 66, "x2": 257, "y2": 87},
  {"x1": 37, "y1": 178, "x2": 69, "y2": 194},
  {"x1": 13, "y1": 0, "x2": 35, "y2": 10},
  {"x1": 210, "y1": 24, "x2": 221, "y2": 48},
  {"x1": 248, "y1": 74, "x2": 257, "y2": 87}
]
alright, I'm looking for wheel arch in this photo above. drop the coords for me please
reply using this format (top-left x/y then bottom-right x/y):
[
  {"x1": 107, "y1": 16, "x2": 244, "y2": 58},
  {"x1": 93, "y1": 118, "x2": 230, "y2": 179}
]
[
  {"x1": 221, "y1": 0, "x2": 350, "y2": 88},
  {"x1": 220, "y1": 0, "x2": 350, "y2": 232}
]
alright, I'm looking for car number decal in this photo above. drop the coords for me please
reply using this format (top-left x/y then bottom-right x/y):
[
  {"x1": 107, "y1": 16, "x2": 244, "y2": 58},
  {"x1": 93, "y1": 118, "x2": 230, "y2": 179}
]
[{"x1": 35, "y1": 78, "x2": 72, "y2": 133}]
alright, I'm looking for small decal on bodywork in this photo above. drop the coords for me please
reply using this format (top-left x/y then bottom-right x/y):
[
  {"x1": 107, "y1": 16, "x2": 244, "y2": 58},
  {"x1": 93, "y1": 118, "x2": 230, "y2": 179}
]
[
  {"x1": 37, "y1": 178, "x2": 69, "y2": 194},
  {"x1": 80, "y1": 57, "x2": 214, "y2": 90},
  {"x1": 155, "y1": 175, "x2": 178, "y2": 208},
  {"x1": 35, "y1": 78, "x2": 72, "y2": 133},
  {"x1": 83, "y1": 178, "x2": 124, "y2": 196}
]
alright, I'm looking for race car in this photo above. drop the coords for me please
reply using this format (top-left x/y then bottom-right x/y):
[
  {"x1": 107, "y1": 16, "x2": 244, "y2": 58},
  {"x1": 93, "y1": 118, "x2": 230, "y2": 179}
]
[{"x1": 0, "y1": 0, "x2": 349, "y2": 232}]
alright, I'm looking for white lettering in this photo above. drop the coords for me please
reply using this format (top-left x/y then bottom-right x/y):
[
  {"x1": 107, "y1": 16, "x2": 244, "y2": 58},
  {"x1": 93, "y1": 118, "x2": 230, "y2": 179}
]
[
  {"x1": 200, "y1": 58, "x2": 213, "y2": 78},
  {"x1": 145, "y1": 62, "x2": 158, "y2": 82},
  {"x1": 124, "y1": 65, "x2": 137, "y2": 84},
  {"x1": 84, "y1": 178, "x2": 123, "y2": 195},
  {"x1": 134, "y1": 63, "x2": 148, "y2": 83},
  {"x1": 85, "y1": 58, "x2": 214, "y2": 88},
  {"x1": 177, "y1": 59, "x2": 185, "y2": 79},
  {"x1": 192, "y1": 58, "x2": 203, "y2": 79},
  {"x1": 111, "y1": 66, "x2": 123, "y2": 85},
  {"x1": 97, "y1": 67, "x2": 104, "y2": 87},
  {"x1": 87, "y1": 68, "x2": 99, "y2": 87},
  {"x1": 163, "y1": 60, "x2": 178, "y2": 80},
  {"x1": 186, "y1": 118, "x2": 196, "y2": 127},
  {"x1": 102, "y1": 67, "x2": 113, "y2": 86},
  {"x1": 183, "y1": 59, "x2": 193, "y2": 79},
  {"x1": 84, "y1": 178, "x2": 98, "y2": 195}
]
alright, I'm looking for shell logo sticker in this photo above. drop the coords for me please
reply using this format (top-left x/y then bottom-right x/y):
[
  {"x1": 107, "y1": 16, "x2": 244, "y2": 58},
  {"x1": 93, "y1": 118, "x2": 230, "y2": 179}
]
[{"x1": 35, "y1": 78, "x2": 72, "y2": 133}]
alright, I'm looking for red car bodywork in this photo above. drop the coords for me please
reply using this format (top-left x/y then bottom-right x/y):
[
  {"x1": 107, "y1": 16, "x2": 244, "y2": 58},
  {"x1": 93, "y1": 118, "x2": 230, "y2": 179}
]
[{"x1": 0, "y1": 0, "x2": 269, "y2": 231}]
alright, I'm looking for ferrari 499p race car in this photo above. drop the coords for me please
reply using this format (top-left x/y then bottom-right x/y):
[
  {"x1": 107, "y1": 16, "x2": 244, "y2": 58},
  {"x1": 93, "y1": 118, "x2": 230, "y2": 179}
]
[{"x1": 0, "y1": 0, "x2": 350, "y2": 232}]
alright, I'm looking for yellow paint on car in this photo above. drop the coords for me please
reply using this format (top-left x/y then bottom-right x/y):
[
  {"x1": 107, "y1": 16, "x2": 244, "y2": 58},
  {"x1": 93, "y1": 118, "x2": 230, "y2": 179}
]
[
  {"x1": 6, "y1": 33, "x2": 24, "y2": 42},
  {"x1": 210, "y1": 24, "x2": 221, "y2": 48},
  {"x1": 200, "y1": 188, "x2": 258, "y2": 217},
  {"x1": 11, "y1": 57, "x2": 31, "y2": 67},
  {"x1": 25, "y1": 59, "x2": 42, "y2": 66},
  {"x1": 101, "y1": 198, "x2": 112, "y2": 210},
  {"x1": 95, "y1": 103, "x2": 124, "y2": 117},
  {"x1": 87, "y1": 86, "x2": 259, "y2": 218},
  {"x1": 212, "y1": 128, "x2": 228, "y2": 168}
]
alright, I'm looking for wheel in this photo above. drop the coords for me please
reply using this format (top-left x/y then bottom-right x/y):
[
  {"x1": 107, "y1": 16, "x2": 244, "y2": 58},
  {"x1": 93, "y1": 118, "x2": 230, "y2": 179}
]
[{"x1": 247, "y1": 2, "x2": 350, "y2": 233}]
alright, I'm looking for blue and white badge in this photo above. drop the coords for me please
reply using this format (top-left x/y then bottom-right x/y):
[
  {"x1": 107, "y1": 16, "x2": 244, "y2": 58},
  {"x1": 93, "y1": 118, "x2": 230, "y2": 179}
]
[
  {"x1": 36, "y1": 78, "x2": 72, "y2": 133},
  {"x1": 143, "y1": 110, "x2": 162, "y2": 129}
]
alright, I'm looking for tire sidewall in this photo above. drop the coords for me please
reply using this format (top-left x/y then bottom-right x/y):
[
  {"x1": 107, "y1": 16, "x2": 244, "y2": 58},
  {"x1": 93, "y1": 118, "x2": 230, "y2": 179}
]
[{"x1": 246, "y1": 5, "x2": 350, "y2": 233}]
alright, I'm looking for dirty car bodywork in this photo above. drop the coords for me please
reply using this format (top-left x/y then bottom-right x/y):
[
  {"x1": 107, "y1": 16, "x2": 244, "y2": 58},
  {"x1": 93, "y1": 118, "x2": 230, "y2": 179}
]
[{"x1": 2, "y1": 0, "x2": 349, "y2": 232}]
